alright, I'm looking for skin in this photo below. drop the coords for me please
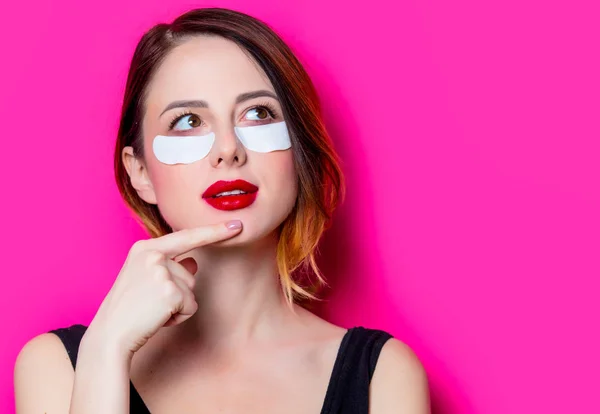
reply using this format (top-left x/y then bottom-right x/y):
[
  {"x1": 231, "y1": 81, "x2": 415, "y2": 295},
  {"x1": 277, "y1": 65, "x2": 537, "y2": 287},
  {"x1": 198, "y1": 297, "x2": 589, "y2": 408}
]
[{"x1": 14, "y1": 35, "x2": 430, "y2": 413}]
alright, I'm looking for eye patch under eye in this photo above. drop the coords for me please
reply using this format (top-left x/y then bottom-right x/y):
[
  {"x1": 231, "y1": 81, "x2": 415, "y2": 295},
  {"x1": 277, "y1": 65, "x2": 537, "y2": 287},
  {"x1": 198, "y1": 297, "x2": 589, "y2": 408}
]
[
  {"x1": 233, "y1": 121, "x2": 291, "y2": 153},
  {"x1": 152, "y1": 121, "x2": 291, "y2": 165},
  {"x1": 152, "y1": 133, "x2": 216, "y2": 165}
]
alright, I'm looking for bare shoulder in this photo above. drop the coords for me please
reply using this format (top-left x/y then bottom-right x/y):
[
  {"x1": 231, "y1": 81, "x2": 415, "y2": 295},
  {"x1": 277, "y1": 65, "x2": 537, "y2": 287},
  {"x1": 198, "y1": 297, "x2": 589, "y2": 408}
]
[
  {"x1": 14, "y1": 332, "x2": 75, "y2": 413},
  {"x1": 370, "y1": 337, "x2": 431, "y2": 414}
]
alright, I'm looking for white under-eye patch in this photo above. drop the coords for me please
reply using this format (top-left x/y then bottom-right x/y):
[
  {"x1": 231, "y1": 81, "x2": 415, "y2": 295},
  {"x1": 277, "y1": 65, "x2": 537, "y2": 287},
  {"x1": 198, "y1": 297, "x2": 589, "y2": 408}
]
[
  {"x1": 152, "y1": 133, "x2": 216, "y2": 165},
  {"x1": 233, "y1": 121, "x2": 291, "y2": 153},
  {"x1": 152, "y1": 121, "x2": 291, "y2": 165}
]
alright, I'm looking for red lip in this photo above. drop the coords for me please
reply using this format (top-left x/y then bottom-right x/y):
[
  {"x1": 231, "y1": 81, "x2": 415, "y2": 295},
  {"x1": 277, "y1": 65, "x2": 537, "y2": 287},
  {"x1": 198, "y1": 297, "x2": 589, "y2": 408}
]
[{"x1": 202, "y1": 179, "x2": 259, "y2": 211}]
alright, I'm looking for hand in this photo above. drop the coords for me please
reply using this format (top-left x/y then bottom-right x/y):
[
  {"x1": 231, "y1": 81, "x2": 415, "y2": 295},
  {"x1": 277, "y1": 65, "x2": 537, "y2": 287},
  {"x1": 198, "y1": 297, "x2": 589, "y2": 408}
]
[{"x1": 86, "y1": 220, "x2": 243, "y2": 358}]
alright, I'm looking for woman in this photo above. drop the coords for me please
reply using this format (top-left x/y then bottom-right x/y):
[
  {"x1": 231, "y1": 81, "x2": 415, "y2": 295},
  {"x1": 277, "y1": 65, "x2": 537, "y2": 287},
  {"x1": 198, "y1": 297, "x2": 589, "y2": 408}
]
[{"x1": 14, "y1": 7, "x2": 430, "y2": 413}]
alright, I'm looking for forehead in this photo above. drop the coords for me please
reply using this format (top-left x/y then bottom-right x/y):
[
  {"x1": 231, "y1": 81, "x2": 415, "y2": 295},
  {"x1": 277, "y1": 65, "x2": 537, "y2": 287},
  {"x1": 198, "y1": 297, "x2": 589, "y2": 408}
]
[{"x1": 146, "y1": 35, "x2": 274, "y2": 110}]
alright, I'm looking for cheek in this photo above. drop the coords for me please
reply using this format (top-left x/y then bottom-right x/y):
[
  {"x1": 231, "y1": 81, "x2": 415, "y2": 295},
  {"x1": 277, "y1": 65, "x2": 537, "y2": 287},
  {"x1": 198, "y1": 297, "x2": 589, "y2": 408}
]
[
  {"x1": 279, "y1": 151, "x2": 296, "y2": 179},
  {"x1": 263, "y1": 150, "x2": 297, "y2": 199},
  {"x1": 148, "y1": 163, "x2": 178, "y2": 194},
  {"x1": 147, "y1": 161, "x2": 201, "y2": 208}
]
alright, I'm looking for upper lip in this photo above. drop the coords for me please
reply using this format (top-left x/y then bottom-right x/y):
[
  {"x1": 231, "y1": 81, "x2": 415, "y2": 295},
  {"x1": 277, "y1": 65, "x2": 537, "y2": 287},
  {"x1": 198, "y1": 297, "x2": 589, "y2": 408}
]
[{"x1": 202, "y1": 179, "x2": 259, "y2": 198}]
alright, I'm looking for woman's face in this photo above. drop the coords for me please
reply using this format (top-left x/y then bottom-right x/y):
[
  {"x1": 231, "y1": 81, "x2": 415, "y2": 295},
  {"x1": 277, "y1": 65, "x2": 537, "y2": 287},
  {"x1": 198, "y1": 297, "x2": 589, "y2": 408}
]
[{"x1": 123, "y1": 35, "x2": 297, "y2": 245}]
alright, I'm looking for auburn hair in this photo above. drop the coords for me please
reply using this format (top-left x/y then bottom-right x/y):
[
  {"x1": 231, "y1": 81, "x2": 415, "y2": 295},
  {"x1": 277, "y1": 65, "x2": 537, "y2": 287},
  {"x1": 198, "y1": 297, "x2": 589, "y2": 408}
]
[{"x1": 114, "y1": 7, "x2": 345, "y2": 307}]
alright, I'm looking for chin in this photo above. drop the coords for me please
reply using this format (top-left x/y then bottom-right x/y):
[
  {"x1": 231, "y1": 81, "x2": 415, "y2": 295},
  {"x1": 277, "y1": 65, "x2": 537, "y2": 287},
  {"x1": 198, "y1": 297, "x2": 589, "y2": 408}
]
[
  {"x1": 162, "y1": 197, "x2": 294, "y2": 247},
  {"x1": 198, "y1": 230, "x2": 279, "y2": 255},
  {"x1": 167, "y1": 214, "x2": 281, "y2": 249},
  {"x1": 220, "y1": 220, "x2": 281, "y2": 248}
]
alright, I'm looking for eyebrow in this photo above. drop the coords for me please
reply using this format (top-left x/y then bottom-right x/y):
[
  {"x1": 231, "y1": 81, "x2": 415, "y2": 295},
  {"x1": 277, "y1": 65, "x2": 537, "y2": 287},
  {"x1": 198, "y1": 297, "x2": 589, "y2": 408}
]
[{"x1": 159, "y1": 90, "x2": 279, "y2": 118}]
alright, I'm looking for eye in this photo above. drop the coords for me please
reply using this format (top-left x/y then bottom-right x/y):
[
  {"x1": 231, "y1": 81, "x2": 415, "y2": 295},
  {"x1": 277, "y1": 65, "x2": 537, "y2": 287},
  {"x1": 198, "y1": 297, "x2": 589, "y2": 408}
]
[
  {"x1": 169, "y1": 113, "x2": 203, "y2": 131},
  {"x1": 245, "y1": 107, "x2": 270, "y2": 121},
  {"x1": 244, "y1": 104, "x2": 278, "y2": 122}
]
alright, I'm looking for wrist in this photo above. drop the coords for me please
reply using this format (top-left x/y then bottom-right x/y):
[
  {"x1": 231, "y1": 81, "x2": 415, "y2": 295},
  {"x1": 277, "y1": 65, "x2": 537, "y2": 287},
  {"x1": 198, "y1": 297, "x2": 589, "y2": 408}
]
[{"x1": 81, "y1": 323, "x2": 134, "y2": 367}]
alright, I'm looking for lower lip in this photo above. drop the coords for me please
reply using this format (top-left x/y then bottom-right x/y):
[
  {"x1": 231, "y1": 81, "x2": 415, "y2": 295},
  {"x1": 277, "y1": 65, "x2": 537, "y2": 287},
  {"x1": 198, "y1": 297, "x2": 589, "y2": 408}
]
[{"x1": 203, "y1": 192, "x2": 258, "y2": 211}]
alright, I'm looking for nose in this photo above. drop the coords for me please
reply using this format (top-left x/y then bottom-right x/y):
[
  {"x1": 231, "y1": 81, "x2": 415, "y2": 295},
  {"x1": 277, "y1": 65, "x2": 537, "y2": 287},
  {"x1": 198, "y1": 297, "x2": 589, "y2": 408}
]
[{"x1": 208, "y1": 126, "x2": 247, "y2": 168}]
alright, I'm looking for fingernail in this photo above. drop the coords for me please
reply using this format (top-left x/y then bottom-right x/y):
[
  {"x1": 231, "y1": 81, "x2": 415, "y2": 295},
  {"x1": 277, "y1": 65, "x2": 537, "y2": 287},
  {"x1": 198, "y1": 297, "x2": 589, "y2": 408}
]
[{"x1": 226, "y1": 220, "x2": 242, "y2": 230}]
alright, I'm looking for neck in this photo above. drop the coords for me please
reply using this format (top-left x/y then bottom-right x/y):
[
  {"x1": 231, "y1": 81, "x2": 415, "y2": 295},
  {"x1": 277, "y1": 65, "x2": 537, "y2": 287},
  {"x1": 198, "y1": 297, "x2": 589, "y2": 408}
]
[{"x1": 168, "y1": 232, "x2": 299, "y2": 351}]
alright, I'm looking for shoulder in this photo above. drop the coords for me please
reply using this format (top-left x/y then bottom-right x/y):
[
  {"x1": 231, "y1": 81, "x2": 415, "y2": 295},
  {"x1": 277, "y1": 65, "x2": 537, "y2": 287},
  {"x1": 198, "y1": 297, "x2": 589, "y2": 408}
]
[
  {"x1": 15, "y1": 330, "x2": 73, "y2": 374},
  {"x1": 14, "y1": 328, "x2": 78, "y2": 412},
  {"x1": 369, "y1": 334, "x2": 431, "y2": 414}
]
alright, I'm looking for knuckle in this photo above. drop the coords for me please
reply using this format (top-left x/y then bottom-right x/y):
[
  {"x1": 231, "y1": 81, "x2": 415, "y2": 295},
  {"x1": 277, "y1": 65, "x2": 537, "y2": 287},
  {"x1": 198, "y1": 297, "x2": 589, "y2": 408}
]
[
  {"x1": 188, "y1": 277, "x2": 196, "y2": 290},
  {"x1": 144, "y1": 250, "x2": 165, "y2": 266},
  {"x1": 162, "y1": 280, "x2": 178, "y2": 296},
  {"x1": 130, "y1": 240, "x2": 147, "y2": 254},
  {"x1": 152, "y1": 266, "x2": 170, "y2": 282},
  {"x1": 163, "y1": 282, "x2": 183, "y2": 308}
]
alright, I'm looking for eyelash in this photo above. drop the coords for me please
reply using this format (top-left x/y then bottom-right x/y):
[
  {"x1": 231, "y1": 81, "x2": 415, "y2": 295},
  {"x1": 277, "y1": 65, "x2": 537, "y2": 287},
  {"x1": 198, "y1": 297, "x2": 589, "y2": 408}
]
[{"x1": 167, "y1": 102, "x2": 280, "y2": 130}]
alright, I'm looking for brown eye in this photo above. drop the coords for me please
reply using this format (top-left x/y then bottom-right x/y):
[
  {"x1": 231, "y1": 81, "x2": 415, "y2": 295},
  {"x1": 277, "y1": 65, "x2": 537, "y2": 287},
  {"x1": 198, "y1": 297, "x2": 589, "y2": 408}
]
[
  {"x1": 170, "y1": 113, "x2": 203, "y2": 131},
  {"x1": 255, "y1": 108, "x2": 269, "y2": 119},
  {"x1": 245, "y1": 107, "x2": 272, "y2": 121},
  {"x1": 187, "y1": 114, "x2": 201, "y2": 127}
]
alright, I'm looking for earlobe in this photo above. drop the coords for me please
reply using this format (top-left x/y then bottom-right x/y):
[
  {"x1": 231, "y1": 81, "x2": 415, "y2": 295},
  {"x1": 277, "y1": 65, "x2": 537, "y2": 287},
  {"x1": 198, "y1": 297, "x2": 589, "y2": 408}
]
[{"x1": 122, "y1": 146, "x2": 158, "y2": 205}]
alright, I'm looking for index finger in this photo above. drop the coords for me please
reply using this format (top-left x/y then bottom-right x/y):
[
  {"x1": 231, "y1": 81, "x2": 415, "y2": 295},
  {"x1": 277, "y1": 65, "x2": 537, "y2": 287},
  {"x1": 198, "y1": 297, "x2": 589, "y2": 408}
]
[{"x1": 147, "y1": 220, "x2": 243, "y2": 257}]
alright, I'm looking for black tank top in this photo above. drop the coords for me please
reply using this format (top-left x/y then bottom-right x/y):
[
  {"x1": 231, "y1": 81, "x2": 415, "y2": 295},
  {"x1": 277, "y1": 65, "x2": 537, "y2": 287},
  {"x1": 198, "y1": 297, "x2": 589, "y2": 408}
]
[{"x1": 50, "y1": 324, "x2": 393, "y2": 414}]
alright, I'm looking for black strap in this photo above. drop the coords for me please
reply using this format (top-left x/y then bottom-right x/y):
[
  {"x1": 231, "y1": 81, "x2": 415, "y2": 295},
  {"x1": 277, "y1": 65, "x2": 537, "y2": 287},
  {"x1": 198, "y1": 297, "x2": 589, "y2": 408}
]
[
  {"x1": 321, "y1": 326, "x2": 393, "y2": 414},
  {"x1": 49, "y1": 324, "x2": 88, "y2": 369},
  {"x1": 49, "y1": 324, "x2": 150, "y2": 413},
  {"x1": 50, "y1": 324, "x2": 391, "y2": 414}
]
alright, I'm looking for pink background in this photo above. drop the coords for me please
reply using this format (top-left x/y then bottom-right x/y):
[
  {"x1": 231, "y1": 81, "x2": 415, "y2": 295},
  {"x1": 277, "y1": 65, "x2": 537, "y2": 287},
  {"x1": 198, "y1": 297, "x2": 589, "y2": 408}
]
[{"x1": 1, "y1": 0, "x2": 598, "y2": 413}]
